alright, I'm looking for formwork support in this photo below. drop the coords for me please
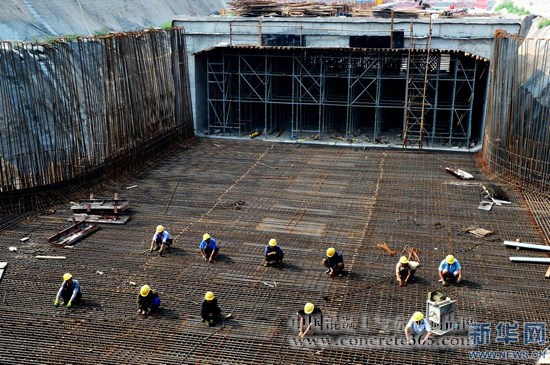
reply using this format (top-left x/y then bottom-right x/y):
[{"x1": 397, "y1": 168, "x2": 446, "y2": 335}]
[{"x1": 203, "y1": 46, "x2": 488, "y2": 147}]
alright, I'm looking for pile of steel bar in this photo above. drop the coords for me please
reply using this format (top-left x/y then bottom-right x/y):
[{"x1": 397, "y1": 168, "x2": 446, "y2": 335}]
[{"x1": 0, "y1": 139, "x2": 548, "y2": 364}]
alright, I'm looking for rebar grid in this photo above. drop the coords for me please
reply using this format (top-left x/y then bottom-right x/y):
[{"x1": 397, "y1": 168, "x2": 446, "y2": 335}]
[{"x1": 0, "y1": 139, "x2": 549, "y2": 364}]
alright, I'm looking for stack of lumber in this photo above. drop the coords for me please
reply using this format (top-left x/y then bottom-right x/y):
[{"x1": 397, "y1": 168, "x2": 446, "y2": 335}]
[{"x1": 227, "y1": 0, "x2": 350, "y2": 17}]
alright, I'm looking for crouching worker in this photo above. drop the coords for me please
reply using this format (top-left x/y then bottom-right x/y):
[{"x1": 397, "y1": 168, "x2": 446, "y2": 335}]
[
  {"x1": 199, "y1": 233, "x2": 219, "y2": 263},
  {"x1": 264, "y1": 238, "x2": 284, "y2": 267},
  {"x1": 54, "y1": 273, "x2": 82, "y2": 309},
  {"x1": 297, "y1": 302, "x2": 323, "y2": 338},
  {"x1": 323, "y1": 247, "x2": 344, "y2": 277},
  {"x1": 137, "y1": 285, "x2": 160, "y2": 316},
  {"x1": 202, "y1": 291, "x2": 232, "y2": 327},
  {"x1": 150, "y1": 225, "x2": 173, "y2": 256},
  {"x1": 396, "y1": 256, "x2": 420, "y2": 287},
  {"x1": 438, "y1": 254, "x2": 462, "y2": 286},
  {"x1": 405, "y1": 311, "x2": 432, "y2": 345}
]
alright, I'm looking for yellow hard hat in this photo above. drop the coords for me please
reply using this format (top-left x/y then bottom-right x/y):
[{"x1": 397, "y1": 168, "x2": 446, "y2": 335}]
[
  {"x1": 205, "y1": 291, "x2": 215, "y2": 301},
  {"x1": 203, "y1": 233, "x2": 211, "y2": 241},
  {"x1": 446, "y1": 254, "x2": 455, "y2": 264},
  {"x1": 304, "y1": 302, "x2": 315, "y2": 314},
  {"x1": 412, "y1": 311, "x2": 424, "y2": 321},
  {"x1": 63, "y1": 273, "x2": 72, "y2": 281},
  {"x1": 326, "y1": 247, "x2": 336, "y2": 257},
  {"x1": 156, "y1": 225, "x2": 164, "y2": 233},
  {"x1": 140, "y1": 285, "x2": 151, "y2": 297},
  {"x1": 399, "y1": 256, "x2": 409, "y2": 264},
  {"x1": 269, "y1": 239, "x2": 277, "y2": 247}
]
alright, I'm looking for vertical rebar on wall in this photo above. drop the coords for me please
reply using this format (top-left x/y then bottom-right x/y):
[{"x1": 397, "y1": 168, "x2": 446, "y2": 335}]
[
  {"x1": 483, "y1": 31, "x2": 550, "y2": 193},
  {"x1": 0, "y1": 28, "x2": 194, "y2": 197}
]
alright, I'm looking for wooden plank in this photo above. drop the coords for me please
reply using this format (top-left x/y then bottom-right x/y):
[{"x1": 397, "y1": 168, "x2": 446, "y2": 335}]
[
  {"x1": 545, "y1": 266, "x2": 550, "y2": 278},
  {"x1": 35, "y1": 256, "x2": 66, "y2": 260},
  {"x1": 503, "y1": 240, "x2": 550, "y2": 252}
]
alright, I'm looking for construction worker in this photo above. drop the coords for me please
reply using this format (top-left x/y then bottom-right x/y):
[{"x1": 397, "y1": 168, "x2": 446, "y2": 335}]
[
  {"x1": 54, "y1": 273, "x2": 82, "y2": 309},
  {"x1": 199, "y1": 233, "x2": 219, "y2": 263},
  {"x1": 396, "y1": 256, "x2": 420, "y2": 287},
  {"x1": 264, "y1": 238, "x2": 284, "y2": 267},
  {"x1": 297, "y1": 302, "x2": 323, "y2": 338},
  {"x1": 150, "y1": 225, "x2": 173, "y2": 255},
  {"x1": 201, "y1": 291, "x2": 232, "y2": 327},
  {"x1": 405, "y1": 311, "x2": 432, "y2": 345},
  {"x1": 137, "y1": 285, "x2": 160, "y2": 316},
  {"x1": 438, "y1": 254, "x2": 462, "y2": 286},
  {"x1": 323, "y1": 247, "x2": 344, "y2": 277}
]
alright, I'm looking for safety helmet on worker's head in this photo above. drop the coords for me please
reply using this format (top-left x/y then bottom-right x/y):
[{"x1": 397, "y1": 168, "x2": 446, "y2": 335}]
[
  {"x1": 269, "y1": 239, "x2": 277, "y2": 247},
  {"x1": 203, "y1": 233, "x2": 211, "y2": 241},
  {"x1": 446, "y1": 254, "x2": 455, "y2": 264},
  {"x1": 326, "y1": 247, "x2": 336, "y2": 257},
  {"x1": 156, "y1": 225, "x2": 164, "y2": 233},
  {"x1": 63, "y1": 273, "x2": 73, "y2": 281},
  {"x1": 140, "y1": 285, "x2": 151, "y2": 297},
  {"x1": 399, "y1": 256, "x2": 409, "y2": 264},
  {"x1": 304, "y1": 302, "x2": 315, "y2": 314},
  {"x1": 204, "y1": 291, "x2": 215, "y2": 301},
  {"x1": 412, "y1": 311, "x2": 424, "y2": 322}
]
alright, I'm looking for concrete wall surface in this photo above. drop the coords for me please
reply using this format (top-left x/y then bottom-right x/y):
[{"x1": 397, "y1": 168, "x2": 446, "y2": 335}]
[
  {"x1": 0, "y1": 0, "x2": 227, "y2": 41},
  {"x1": 174, "y1": 16, "x2": 522, "y2": 128}
]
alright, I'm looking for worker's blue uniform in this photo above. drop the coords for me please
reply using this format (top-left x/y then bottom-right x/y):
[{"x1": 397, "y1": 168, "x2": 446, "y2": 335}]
[
  {"x1": 323, "y1": 251, "x2": 345, "y2": 273},
  {"x1": 137, "y1": 290, "x2": 160, "y2": 314},
  {"x1": 265, "y1": 245, "x2": 284, "y2": 264},
  {"x1": 439, "y1": 259, "x2": 461, "y2": 282},
  {"x1": 200, "y1": 238, "x2": 219, "y2": 258},
  {"x1": 56, "y1": 279, "x2": 82, "y2": 304}
]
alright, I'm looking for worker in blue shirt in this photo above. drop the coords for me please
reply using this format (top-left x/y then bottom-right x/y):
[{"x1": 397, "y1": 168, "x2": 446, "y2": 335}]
[
  {"x1": 405, "y1": 311, "x2": 432, "y2": 345},
  {"x1": 323, "y1": 247, "x2": 344, "y2": 277},
  {"x1": 54, "y1": 273, "x2": 82, "y2": 309},
  {"x1": 199, "y1": 233, "x2": 219, "y2": 263},
  {"x1": 264, "y1": 238, "x2": 284, "y2": 267},
  {"x1": 137, "y1": 285, "x2": 160, "y2": 316},
  {"x1": 150, "y1": 225, "x2": 173, "y2": 256},
  {"x1": 438, "y1": 254, "x2": 462, "y2": 286}
]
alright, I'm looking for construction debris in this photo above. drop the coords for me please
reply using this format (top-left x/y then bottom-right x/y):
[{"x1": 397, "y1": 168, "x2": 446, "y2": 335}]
[
  {"x1": 35, "y1": 255, "x2": 66, "y2": 260},
  {"x1": 71, "y1": 193, "x2": 129, "y2": 214},
  {"x1": 377, "y1": 242, "x2": 396, "y2": 256},
  {"x1": 48, "y1": 221, "x2": 100, "y2": 247},
  {"x1": 0, "y1": 262, "x2": 7, "y2": 281},
  {"x1": 465, "y1": 227, "x2": 493, "y2": 238},
  {"x1": 477, "y1": 200, "x2": 494, "y2": 211},
  {"x1": 20, "y1": 237, "x2": 29, "y2": 242},
  {"x1": 69, "y1": 214, "x2": 130, "y2": 225},
  {"x1": 227, "y1": 0, "x2": 352, "y2": 17},
  {"x1": 445, "y1": 167, "x2": 474, "y2": 180},
  {"x1": 8, "y1": 247, "x2": 17, "y2": 252}
]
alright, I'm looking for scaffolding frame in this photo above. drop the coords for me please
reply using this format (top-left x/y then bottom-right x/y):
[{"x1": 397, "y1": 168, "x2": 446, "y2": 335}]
[{"x1": 204, "y1": 46, "x2": 487, "y2": 146}]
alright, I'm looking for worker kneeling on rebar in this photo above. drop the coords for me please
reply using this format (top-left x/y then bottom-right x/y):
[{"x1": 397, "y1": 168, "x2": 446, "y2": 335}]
[
  {"x1": 264, "y1": 238, "x2": 284, "y2": 267},
  {"x1": 54, "y1": 273, "x2": 82, "y2": 309},
  {"x1": 201, "y1": 291, "x2": 232, "y2": 327},
  {"x1": 200, "y1": 233, "x2": 219, "y2": 263},
  {"x1": 396, "y1": 256, "x2": 420, "y2": 287},
  {"x1": 323, "y1": 247, "x2": 344, "y2": 277},
  {"x1": 297, "y1": 302, "x2": 323, "y2": 338},
  {"x1": 405, "y1": 311, "x2": 433, "y2": 345},
  {"x1": 438, "y1": 254, "x2": 462, "y2": 286},
  {"x1": 150, "y1": 225, "x2": 173, "y2": 256},
  {"x1": 137, "y1": 285, "x2": 160, "y2": 316}
]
